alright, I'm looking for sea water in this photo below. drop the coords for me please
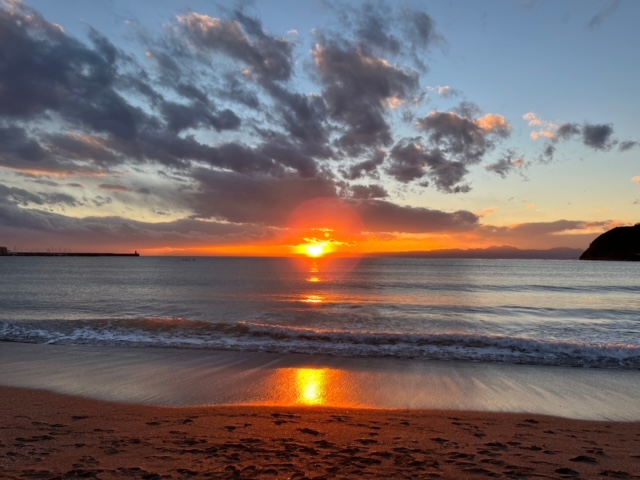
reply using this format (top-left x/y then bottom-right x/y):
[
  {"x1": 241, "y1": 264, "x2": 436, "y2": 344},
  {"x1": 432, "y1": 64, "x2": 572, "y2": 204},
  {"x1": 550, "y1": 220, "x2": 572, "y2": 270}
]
[{"x1": 1, "y1": 256, "x2": 639, "y2": 369}]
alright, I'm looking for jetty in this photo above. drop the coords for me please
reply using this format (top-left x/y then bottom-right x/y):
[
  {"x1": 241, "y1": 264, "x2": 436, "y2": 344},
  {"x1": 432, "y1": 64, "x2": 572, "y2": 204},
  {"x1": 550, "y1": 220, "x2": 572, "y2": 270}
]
[{"x1": 0, "y1": 247, "x2": 139, "y2": 257}]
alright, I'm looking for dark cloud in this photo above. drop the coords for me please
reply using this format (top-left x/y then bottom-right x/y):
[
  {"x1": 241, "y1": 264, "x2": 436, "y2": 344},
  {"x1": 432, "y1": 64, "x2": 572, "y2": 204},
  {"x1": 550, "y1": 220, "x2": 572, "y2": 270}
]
[
  {"x1": 619, "y1": 140, "x2": 639, "y2": 152},
  {"x1": 0, "y1": 183, "x2": 80, "y2": 208},
  {"x1": 556, "y1": 123, "x2": 581, "y2": 141},
  {"x1": 505, "y1": 220, "x2": 596, "y2": 236},
  {"x1": 260, "y1": 84, "x2": 331, "y2": 157},
  {"x1": 160, "y1": 100, "x2": 241, "y2": 133},
  {"x1": 418, "y1": 110, "x2": 509, "y2": 162},
  {"x1": 32, "y1": 179, "x2": 60, "y2": 187},
  {"x1": 402, "y1": 9, "x2": 443, "y2": 51},
  {"x1": 0, "y1": 3, "x2": 155, "y2": 140},
  {"x1": 582, "y1": 123, "x2": 614, "y2": 150},
  {"x1": 223, "y1": 75, "x2": 261, "y2": 108},
  {"x1": 0, "y1": 202, "x2": 276, "y2": 249},
  {"x1": 386, "y1": 138, "x2": 471, "y2": 193},
  {"x1": 588, "y1": 0, "x2": 621, "y2": 29},
  {"x1": 98, "y1": 184, "x2": 131, "y2": 192},
  {"x1": 333, "y1": 1, "x2": 443, "y2": 73},
  {"x1": 485, "y1": 150, "x2": 525, "y2": 178},
  {"x1": 0, "y1": 126, "x2": 48, "y2": 163},
  {"x1": 389, "y1": 107, "x2": 512, "y2": 191},
  {"x1": 539, "y1": 143, "x2": 555, "y2": 163},
  {"x1": 340, "y1": 1, "x2": 402, "y2": 55},
  {"x1": 353, "y1": 200, "x2": 478, "y2": 233},
  {"x1": 190, "y1": 169, "x2": 337, "y2": 225},
  {"x1": 349, "y1": 184, "x2": 388, "y2": 199},
  {"x1": 178, "y1": 11, "x2": 293, "y2": 83},
  {"x1": 312, "y1": 38, "x2": 419, "y2": 153},
  {"x1": 539, "y1": 122, "x2": 617, "y2": 163},
  {"x1": 92, "y1": 195, "x2": 113, "y2": 207},
  {"x1": 45, "y1": 132, "x2": 121, "y2": 166},
  {"x1": 343, "y1": 149, "x2": 386, "y2": 180}
]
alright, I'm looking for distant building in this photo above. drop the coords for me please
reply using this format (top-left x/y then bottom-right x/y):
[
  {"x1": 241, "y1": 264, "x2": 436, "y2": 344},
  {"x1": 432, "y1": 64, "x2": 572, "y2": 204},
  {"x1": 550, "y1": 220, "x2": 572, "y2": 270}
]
[{"x1": 0, "y1": 246, "x2": 8, "y2": 256}]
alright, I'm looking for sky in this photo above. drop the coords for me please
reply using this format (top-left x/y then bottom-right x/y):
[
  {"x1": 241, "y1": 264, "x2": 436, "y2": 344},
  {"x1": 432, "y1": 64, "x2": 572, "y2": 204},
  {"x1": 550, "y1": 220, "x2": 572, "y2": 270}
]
[{"x1": 0, "y1": 0, "x2": 638, "y2": 256}]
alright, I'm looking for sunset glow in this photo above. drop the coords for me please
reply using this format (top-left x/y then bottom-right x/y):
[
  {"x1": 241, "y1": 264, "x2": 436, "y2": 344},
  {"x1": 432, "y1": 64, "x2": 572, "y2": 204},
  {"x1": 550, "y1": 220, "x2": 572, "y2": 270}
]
[
  {"x1": 1, "y1": 0, "x2": 637, "y2": 256},
  {"x1": 299, "y1": 242, "x2": 328, "y2": 257}
]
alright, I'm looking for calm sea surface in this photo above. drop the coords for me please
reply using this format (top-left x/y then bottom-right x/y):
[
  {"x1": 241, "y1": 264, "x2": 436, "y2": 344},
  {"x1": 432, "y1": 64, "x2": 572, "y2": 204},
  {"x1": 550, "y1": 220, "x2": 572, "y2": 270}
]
[{"x1": 1, "y1": 257, "x2": 639, "y2": 369}]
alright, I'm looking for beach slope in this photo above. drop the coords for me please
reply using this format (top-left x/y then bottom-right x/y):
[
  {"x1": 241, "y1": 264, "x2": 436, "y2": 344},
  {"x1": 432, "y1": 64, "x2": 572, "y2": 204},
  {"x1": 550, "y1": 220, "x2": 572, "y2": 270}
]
[{"x1": 1, "y1": 386, "x2": 639, "y2": 479}]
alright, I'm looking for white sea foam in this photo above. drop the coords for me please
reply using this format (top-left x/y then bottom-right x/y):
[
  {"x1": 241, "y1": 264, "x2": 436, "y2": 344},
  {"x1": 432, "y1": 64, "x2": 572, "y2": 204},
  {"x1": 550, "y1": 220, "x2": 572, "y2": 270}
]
[{"x1": 1, "y1": 318, "x2": 639, "y2": 369}]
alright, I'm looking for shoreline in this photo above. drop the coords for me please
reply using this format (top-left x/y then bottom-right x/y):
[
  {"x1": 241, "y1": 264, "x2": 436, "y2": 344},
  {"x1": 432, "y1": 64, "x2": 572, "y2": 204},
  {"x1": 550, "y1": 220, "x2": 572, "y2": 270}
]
[
  {"x1": 2, "y1": 386, "x2": 640, "y2": 479},
  {"x1": 2, "y1": 342, "x2": 640, "y2": 421}
]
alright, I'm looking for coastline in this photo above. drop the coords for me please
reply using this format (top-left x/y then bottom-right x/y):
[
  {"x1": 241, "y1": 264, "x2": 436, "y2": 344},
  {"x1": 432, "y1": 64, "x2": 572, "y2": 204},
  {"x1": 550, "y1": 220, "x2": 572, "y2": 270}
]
[
  {"x1": 2, "y1": 385, "x2": 639, "y2": 479},
  {"x1": 2, "y1": 342, "x2": 640, "y2": 420}
]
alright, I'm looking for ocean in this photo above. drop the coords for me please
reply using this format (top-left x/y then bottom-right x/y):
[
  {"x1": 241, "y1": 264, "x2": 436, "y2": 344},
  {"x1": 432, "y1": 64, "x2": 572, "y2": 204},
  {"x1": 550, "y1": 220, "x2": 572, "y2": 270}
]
[{"x1": 1, "y1": 256, "x2": 639, "y2": 370}]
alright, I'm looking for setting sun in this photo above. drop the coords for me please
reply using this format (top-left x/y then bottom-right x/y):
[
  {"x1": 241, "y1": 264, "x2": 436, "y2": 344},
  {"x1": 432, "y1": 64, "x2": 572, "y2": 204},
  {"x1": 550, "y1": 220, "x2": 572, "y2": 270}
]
[{"x1": 304, "y1": 243, "x2": 326, "y2": 257}]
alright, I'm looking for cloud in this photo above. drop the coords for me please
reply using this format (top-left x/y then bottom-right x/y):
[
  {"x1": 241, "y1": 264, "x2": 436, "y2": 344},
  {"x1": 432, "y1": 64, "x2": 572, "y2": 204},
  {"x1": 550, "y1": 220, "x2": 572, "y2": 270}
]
[
  {"x1": 476, "y1": 219, "x2": 621, "y2": 249},
  {"x1": 485, "y1": 150, "x2": 526, "y2": 178},
  {"x1": 177, "y1": 11, "x2": 293, "y2": 84},
  {"x1": 330, "y1": 1, "x2": 442, "y2": 66},
  {"x1": 475, "y1": 114, "x2": 511, "y2": 136},
  {"x1": 312, "y1": 39, "x2": 419, "y2": 153},
  {"x1": 582, "y1": 123, "x2": 614, "y2": 150},
  {"x1": 349, "y1": 184, "x2": 388, "y2": 199},
  {"x1": 342, "y1": 149, "x2": 386, "y2": 180},
  {"x1": 189, "y1": 169, "x2": 337, "y2": 226},
  {"x1": 523, "y1": 112, "x2": 557, "y2": 140},
  {"x1": 436, "y1": 85, "x2": 459, "y2": 97},
  {"x1": 45, "y1": 132, "x2": 121, "y2": 167},
  {"x1": 0, "y1": 202, "x2": 277, "y2": 249},
  {"x1": 0, "y1": 126, "x2": 49, "y2": 163},
  {"x1": 619, "y1": 141, "x2": 639, "y2": 151},
  {"x1": 632, "y1": 176, "x2": 640, "y2": 184},
  {"x1": 555, "y1": 122, "x2": 581, "y2": 141},
  {"x1": 588, "y1": 0, "x2": 621, "y2": 29},
  {"x1": 476, "y1": 207, "x2": 498, "y2": 218},
  {"x1": 0, "y1": 0, "x2": 630, "y2": 253},
  {"x1": 160, "y1": 100, "x2": 241, "y2": 133},
  {"x1": 0, "y1": 183, "x2": 80, "y2": 208},
  {"x1": 98, "y1": 183, "x2": 131, "y2": 192},
  {"x1": 353, "y1": 200, "x2": 478, "y2": 233}
]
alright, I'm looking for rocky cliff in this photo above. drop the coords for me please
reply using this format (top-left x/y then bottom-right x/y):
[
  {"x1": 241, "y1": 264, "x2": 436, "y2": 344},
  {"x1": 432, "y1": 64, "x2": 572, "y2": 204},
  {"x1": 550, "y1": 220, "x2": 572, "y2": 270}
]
[{"x1": 579, "y1": 225, "x2": 640, "y2": 261}]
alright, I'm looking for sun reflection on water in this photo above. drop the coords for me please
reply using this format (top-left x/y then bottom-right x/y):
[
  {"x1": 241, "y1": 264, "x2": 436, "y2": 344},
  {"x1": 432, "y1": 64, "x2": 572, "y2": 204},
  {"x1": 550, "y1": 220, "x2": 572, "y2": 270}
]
[
  {"x1": 302, "y1": 294, "x2": 323, "y2": 304},
  {"x1": 296, "y1": 368, "x2": 328, "y2": 405},
  {"x1": 260, "y1": 367, "x2": 355, "y2": 407}
]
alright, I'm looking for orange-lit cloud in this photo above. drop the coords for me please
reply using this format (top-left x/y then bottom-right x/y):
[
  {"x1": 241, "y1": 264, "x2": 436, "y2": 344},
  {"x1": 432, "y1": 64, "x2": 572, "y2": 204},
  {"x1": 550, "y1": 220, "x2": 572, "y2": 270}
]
[
  {"x1": 632, "y1": 176, "x2": 640, "y2": 183},
  {"x1": 476, "y1": 113, "x2": 510, "y2": 133},
  {"x1": 476, "y1": 207, "x2": 498, "y2": 218},
  {"x1": 523, "y1": 112, "x2": 557, "y2": 140}
]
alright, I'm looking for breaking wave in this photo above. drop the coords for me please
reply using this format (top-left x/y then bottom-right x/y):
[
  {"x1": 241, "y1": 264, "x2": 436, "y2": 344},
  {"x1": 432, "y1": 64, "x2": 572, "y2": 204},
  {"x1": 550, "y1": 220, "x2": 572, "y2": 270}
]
[{"x1": 2, "y1": 317, "x2": 639, "y2": 369}]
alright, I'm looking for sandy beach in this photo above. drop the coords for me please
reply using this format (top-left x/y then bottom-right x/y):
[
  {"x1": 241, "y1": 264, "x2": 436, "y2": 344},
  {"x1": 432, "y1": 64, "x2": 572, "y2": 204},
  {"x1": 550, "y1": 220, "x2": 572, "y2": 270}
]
[
  {"x1": 2, "y1": 344, "x2": 640, "y2": 478},
  {"x1": 1, "y1": 386, "x2": 639, "y2": 479}
]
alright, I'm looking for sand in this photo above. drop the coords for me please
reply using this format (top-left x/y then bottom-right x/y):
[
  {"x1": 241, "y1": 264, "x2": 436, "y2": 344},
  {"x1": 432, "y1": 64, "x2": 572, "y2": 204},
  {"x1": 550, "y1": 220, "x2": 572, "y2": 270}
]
[{"x1": 1, "y1": 386, "x2": 639, "y2": 480}]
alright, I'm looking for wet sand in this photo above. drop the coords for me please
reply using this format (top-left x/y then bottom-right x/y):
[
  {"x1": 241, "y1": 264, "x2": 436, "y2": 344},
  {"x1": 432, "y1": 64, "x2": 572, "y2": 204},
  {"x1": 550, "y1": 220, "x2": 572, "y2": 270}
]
[
  {"x1": 3, "y1": 343, "x2": 640, "y2": 421},
  {"x1": 2, "y1": 386, "x2": 640, "y2": 479}
]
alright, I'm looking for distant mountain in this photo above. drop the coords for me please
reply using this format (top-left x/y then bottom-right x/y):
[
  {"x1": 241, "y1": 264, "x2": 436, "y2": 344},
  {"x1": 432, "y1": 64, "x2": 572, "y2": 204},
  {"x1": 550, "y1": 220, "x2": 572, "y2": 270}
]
[
  {"x1": 579, "y1": 225, "x2": 640, "y2": 261},
  {"x1": 369, "y1": 246, "x2": 582, "y2": 260}
]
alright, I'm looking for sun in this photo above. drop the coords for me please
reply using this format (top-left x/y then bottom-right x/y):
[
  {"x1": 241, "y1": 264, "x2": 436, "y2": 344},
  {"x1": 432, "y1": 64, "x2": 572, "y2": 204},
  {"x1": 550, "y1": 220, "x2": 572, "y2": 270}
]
[{"x1": 304, "y1": 243, "x2": 326, "y2": 257}]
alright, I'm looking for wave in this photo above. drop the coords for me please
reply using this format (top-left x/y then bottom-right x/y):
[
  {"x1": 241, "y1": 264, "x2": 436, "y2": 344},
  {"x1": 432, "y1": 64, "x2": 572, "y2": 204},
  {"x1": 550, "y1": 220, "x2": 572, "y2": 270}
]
[{"x1": 1, "y1": 318, "x2": 639, "y2": 369}]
